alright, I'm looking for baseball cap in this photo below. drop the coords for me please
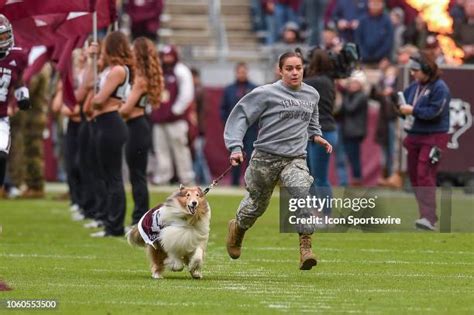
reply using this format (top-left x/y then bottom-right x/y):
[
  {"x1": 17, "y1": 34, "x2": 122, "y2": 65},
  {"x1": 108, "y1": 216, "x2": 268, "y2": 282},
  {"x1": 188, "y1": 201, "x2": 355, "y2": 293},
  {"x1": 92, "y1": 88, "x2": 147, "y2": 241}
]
[{"x1": 408, "y1": 58, "x2": 422, "y2": 71}]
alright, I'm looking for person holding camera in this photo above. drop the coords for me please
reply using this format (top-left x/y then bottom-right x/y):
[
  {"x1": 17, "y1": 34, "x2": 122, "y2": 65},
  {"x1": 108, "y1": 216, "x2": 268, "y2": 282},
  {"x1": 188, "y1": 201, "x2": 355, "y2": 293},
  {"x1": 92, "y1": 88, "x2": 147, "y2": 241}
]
[
  {"x1": 398, "y1": 51, "x2": 450, "y2": 231},
  {"x1": 304, "y1": 48, "x2": 338, "y2": 218}
]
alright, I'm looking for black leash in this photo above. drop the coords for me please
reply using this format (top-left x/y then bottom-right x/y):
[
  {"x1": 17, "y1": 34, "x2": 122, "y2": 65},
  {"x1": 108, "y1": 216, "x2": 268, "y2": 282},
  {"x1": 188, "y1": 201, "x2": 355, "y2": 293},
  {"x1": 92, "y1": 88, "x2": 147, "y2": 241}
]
[
  {"x1": 203, "y1": 152, "x2": 246, "y2": 195},
  {"x1": 203, "y1": 164, "x2": 234, "y2": 195}
]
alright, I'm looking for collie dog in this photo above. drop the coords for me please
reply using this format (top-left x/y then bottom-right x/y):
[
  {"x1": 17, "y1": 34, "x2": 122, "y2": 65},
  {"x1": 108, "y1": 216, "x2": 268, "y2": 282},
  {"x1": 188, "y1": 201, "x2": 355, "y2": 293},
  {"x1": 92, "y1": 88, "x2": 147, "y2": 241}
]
[{"x1": 127, "y1": 185, "x2": 211, "y2": 279}]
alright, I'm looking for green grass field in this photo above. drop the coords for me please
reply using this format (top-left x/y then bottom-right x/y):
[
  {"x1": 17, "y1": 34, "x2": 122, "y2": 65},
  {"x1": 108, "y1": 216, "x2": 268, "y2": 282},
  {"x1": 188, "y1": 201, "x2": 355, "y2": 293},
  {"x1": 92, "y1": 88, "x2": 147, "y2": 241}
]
[{"x1": 1, "y1": 188, "x2": 473, "y2": 314}]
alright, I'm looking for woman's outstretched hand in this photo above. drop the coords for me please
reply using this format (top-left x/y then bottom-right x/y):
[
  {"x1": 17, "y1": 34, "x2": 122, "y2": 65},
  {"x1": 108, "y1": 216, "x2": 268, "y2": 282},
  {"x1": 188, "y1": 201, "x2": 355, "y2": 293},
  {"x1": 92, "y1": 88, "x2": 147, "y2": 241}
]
[{"x1": 314, "y1": 136, "x2": 333, "y2": 154}]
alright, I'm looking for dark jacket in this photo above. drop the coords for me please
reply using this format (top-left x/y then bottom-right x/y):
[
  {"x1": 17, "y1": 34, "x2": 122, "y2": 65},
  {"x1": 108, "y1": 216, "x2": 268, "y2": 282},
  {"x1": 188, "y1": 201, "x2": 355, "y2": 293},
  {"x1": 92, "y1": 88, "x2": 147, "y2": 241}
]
[
  {"x1": 220, "y1": 80, "x2": 258, "y2": 153},
  {"x1": 403, "y1": 79, "x2": 450, "y2": 135},
  {"x1": 355, "y1": 13, "x2": 394, "y2": 63},
  {"x1": 341, "y1": 90, "x2": 368, "y2": 140},
  {"x1": 450, "y1": 5, "x2": 466, "y2": 24},
  {"x1": 194, "y1": 83, "x2": 206, "y2": 135},
  {"x1": 304, "y1": 74, "x2": 336, "y2": 132},
  {"x1": 331, "y1": 0, "x2": 367, "y2": 42},
  {"x1": 220, "y1": 81, "x2": 257, "y2": 122},
  {"x1": 453, "y1": 19, "x2": 474, "y2": 64}
]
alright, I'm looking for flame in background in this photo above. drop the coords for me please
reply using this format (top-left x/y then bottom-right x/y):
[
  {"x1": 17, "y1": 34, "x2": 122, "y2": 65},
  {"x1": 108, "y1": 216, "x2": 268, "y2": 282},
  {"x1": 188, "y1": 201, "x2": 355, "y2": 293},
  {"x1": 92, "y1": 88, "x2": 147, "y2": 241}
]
[{"x1": 406, "y1": 0, "x2": 465, "y2": 65}]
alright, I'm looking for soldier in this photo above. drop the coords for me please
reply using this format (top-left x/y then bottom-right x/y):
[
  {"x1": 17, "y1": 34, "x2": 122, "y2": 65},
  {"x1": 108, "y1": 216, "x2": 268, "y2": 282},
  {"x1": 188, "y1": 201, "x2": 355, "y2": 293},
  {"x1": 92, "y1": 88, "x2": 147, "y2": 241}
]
[
  {"x1": 21, "y1": 64, "x2": 50, "y2": 198},
  {"x1": 7, "y1": 67, "x2": 49, "y2": 199},
  {"x1": 0, "y1": 14, "x2": 30, "y2": 189},
  {"x1": 224, "y1": 49, "x2": 332, "y2": 270}
]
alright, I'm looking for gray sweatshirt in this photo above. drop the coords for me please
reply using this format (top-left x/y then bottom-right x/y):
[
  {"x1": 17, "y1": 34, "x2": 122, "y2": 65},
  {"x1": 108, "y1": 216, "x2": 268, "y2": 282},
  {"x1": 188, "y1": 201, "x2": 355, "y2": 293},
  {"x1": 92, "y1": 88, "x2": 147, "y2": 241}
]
[{"x1": 224, "y1": 80, "x2": 322, "y2": 157}]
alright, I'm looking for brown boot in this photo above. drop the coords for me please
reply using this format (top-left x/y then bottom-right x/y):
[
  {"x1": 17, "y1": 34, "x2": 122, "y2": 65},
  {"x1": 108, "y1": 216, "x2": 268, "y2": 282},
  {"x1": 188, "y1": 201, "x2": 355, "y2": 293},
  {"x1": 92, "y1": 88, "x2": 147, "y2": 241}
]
[
  {"x1": 299, "y1": 234, "x2": 317, "y2": 270},
  {"x1": 226, "y1": 219, "x2": 246, "y2": 259}
]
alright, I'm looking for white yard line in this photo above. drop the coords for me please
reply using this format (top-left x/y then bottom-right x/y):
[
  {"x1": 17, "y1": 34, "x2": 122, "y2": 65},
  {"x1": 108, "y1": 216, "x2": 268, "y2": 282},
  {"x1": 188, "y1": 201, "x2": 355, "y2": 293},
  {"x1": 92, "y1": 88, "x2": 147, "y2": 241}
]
[
  {"x1": 0, "y1": 253, "x2": 98, "y2": 260},
  {"x1": 252, "y1": 258, "x2": 474, "y2": 266},
  {"x1": 316, "y1": 272, "x2": 473, "y2": 279},
  {"x1": 63, "y1": 299, "x2": 221, "y2": 307},
  {"x1": 4, "y1": 266, "x2": 471, "y2": 282},
  {"x1": 255, "y1": 246, "x2": 474, "y2": 255}
]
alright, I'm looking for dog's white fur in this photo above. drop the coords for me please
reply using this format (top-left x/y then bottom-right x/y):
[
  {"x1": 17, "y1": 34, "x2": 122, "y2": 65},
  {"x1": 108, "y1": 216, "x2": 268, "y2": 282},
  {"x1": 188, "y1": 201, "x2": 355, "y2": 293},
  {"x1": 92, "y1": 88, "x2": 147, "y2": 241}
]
[{"x1": 127, "y1": 186, "x2": 211, "y2": 279}]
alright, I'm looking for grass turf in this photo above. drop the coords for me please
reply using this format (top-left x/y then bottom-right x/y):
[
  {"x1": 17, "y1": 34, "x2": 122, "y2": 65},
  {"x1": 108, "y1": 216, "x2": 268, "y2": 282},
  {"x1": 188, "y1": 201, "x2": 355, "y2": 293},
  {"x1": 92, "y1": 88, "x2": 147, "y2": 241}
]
[{"x1": 0, "y1": 189, "x2": 473, "y2": 314}]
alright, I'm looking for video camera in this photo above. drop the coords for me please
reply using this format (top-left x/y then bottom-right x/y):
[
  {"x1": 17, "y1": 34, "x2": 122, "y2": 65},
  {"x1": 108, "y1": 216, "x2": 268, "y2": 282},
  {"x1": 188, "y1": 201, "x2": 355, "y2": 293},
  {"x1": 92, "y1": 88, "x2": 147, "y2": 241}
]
[
  {"x1": 304, "y1": 42, "x2": 360, "y2": 79},
  {"x1": 328, "y1": 42, "x2": 360, "y2": 79}
]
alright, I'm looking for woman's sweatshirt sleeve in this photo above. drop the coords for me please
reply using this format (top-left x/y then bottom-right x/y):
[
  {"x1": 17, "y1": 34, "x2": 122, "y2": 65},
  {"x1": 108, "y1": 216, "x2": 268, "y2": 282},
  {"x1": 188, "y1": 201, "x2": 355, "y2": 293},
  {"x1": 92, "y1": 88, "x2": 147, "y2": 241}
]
[{"x1": 224, "y1": 86, "x2": 266, "y2": 152}]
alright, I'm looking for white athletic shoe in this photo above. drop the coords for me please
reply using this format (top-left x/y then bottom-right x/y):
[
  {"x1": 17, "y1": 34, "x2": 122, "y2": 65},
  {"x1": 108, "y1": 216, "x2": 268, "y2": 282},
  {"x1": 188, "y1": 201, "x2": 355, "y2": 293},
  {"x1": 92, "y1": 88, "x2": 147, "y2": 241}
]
[
  {"x1": 90, "y1": 230, "x2": 107, "y2": 238},
  {"x1": 70, "y1": 204, "x2": 80, "y2": 212},
  {"x1": 83, "y1": 220, "x2": 103, "y2": 229},
  {"x1": 71, "y1": 212, "x2": 85, "y2": 221},
  {"x1": 7, "y1": 186, "x2": 21, "y2": 199},
  {"x1": 415, "y1": 218, "x2": 436, "y2": 231}
]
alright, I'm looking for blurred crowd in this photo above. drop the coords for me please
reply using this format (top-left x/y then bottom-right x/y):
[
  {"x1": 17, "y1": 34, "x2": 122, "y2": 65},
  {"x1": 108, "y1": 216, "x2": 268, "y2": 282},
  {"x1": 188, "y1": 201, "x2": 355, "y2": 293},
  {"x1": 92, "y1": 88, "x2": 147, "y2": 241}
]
[
  {"x1": 253, "y1": 0, "x2": 473, "y2": 188},
  {"x1": 252, "y1": 0, "x2": 474, "y2": 65},
  {"x1": 0, "y1": 0, "x2": 472, "y2": 233}
]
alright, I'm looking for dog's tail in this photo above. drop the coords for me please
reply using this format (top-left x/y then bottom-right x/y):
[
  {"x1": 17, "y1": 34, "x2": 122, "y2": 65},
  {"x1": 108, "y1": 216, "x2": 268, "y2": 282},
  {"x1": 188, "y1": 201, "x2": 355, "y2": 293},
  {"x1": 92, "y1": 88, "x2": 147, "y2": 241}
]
[{"x1": 126, "y1": 226, "x2": 145, "y2": 247}]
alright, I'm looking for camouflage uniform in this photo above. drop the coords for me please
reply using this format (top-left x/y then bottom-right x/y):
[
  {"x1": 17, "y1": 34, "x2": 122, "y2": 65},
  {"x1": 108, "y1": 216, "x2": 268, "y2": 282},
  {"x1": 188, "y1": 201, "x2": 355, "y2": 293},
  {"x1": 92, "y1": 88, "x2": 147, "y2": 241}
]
[
  {"x1": 236, "y1": 150, "x2": 315, "y2": 234},
  {"x1": 22, "y1": 66, "x2": 49, "y2": 192},
  {"x1": 7, "y1": 111, "x2": 26, "y2": 187},
  {"x1": 7, "y1": 66, "x2": 49, "y2": 193}
]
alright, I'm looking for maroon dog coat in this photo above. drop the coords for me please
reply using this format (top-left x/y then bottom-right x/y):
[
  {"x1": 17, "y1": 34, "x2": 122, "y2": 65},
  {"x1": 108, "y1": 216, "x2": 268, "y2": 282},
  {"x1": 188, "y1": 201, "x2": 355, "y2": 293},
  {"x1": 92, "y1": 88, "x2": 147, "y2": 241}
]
[{"x1": 137, "y1": 205, "x2": 165, "y2": 248}]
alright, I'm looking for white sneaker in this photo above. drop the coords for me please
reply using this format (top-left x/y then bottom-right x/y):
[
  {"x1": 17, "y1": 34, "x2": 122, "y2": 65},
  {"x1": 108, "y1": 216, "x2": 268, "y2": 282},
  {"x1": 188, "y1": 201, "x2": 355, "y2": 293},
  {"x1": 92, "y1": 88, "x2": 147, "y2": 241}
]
[
  {"x1": 70, "y1": 204, "x2": 80, "y2": 212},
  {"x1": 7, "y1": 187, "x2": 21, "y2": 199},
  {"x1": 415, "y1": 218, "x2": 436, "y2": 231},
  {"x1": 71, "y1": 212, "x2": 85, "y2": 221},
  {"x1": 90, "y1": 230, "x2": 107, "y2": 238},
  {"x1": 83, "y1": 220, "x2": 103, "y2": 229}
]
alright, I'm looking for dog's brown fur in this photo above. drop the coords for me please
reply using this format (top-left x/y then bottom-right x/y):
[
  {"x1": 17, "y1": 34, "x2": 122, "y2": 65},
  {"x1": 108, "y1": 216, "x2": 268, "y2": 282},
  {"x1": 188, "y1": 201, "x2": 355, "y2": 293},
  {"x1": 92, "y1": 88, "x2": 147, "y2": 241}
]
[{"x1": 127, "y1": 186, "x2": 211, "y2": 279}]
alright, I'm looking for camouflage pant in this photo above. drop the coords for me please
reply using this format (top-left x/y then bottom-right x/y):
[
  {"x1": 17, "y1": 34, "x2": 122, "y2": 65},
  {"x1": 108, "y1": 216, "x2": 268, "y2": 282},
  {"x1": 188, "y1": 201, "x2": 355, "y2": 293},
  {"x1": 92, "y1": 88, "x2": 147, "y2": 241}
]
[
  {"x1": 8, "y1": 103, "x2": 46, "y2": 190},
  {"x1": 7, "y1": 66, "x2": 48, "y2": 190},
  {"x1": 236, "y1": 150, "x2": 314, "y2": 234},
  {"x1": 8, "y1": 112, "x2": 26, "y2": 187},
  {"x1": 23, "y1": 106, "x2": 46, "y2": 190}
]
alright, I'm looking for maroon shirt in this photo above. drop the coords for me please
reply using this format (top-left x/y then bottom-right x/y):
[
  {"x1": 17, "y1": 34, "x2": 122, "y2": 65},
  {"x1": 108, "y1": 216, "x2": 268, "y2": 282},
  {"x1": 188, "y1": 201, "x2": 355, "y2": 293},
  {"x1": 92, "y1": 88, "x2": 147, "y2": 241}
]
[
  {"x1": 124, "y1": 0, "x2": 163, "y2": 33},
  {"x1": 150, "y1": 67, "x2": 186, "y2": 123},
  {"x1": 0, "y1": 48, "x2": 28, "y2": 117}
]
